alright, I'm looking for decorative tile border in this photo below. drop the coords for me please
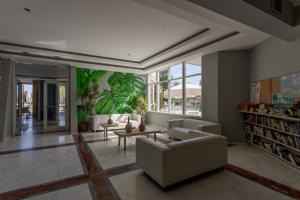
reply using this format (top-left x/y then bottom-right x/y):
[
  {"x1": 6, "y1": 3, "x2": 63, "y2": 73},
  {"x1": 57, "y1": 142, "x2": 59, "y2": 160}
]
[
  {"x1": 0, "y1": 175, "x2": 89, "y2": 200},
  {"x1": 103, "y1": 163, "x2": 138, "y2": 177},
  {"x1": 0, "y1": 142, "x2": 77, "y2": 155},
  {"x1": 225, "y1": 163, "x2": 300, "y2": 199}
]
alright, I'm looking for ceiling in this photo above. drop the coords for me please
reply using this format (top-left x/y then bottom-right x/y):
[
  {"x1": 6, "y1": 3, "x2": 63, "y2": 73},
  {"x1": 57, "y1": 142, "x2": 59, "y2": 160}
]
[
  {"x1": 289, "y1": 0, "x2": 300, "y2": 6},
  {"x1": 0, "y1": 0, "x2": 206, "y2": 61},
  {"x1": 0, "y1": 0, "x2": 270, "y2": 73}
]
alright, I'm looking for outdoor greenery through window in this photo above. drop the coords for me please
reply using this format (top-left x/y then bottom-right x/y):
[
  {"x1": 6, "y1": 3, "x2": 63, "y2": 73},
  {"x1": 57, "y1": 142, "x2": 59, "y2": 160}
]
[{"x1": 147, "y1": 60, "x2": 202, "y2": 116}]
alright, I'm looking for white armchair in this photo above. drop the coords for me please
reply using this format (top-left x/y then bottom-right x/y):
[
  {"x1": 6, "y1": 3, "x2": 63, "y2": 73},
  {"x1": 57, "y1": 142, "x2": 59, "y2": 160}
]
[
  {"x1": 167, "y1": 119, "x2": 222, "y2": 140},
  {"x1": 136, "y1": 132, "x2": 228, "y2": 188}
]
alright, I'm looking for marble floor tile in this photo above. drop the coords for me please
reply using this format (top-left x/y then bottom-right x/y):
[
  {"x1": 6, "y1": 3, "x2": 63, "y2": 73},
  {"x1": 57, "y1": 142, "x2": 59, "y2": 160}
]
[
  {"x1": 0, "y1": 133, "x2": 74, "y2": 152},
  {"x1": 82, "y1": 131, "x2": 118, "y2": 142},
  {"x1": 88, "y1": 137, "x2": 137, "y2": 169},
  {"x1": 0, "y1": 145, "x2": 84, "y2": 193},
  {"x1": 110, "y1": 169, "x2": 293, "y2": 200},
  {"x1": 24, "y1": 183, "x2": 93, "y2": 200},
  {"x1": 228, "y1": 144, "x2": 300, "y2": 190}
]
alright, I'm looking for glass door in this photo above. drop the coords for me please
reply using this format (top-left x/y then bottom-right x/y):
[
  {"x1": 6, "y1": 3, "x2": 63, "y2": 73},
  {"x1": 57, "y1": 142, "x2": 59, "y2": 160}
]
[{"x1": 43, "y1": 81, "x2": 69, "y2": 132}]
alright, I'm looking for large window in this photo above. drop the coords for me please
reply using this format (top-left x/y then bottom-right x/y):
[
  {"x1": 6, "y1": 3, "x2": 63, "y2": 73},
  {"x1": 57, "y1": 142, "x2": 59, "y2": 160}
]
[{"x1": 147, "y1": 61, "x2": 202, "y2": 116}]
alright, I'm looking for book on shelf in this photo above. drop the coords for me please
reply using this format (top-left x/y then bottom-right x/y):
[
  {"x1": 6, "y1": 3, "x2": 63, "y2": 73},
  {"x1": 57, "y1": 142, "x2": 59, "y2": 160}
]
[
  {"x1": 288, "y1": 153, "x2": 297, "y2": 165},
  {"x1": 253, "y1": 135, "x2": 300, "y2": 167},
  {"x1": 247, "y1": 123, "x2": 300, "y2": 149},
  {"x1": 242, "y1": 111, "x2": 300, "y2": 168}
]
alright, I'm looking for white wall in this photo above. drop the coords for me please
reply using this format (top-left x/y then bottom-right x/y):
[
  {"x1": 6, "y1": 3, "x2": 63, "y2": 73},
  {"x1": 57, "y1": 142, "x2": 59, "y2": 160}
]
[
  {"x1": 0, "y1": 59, "x2": 15, "y2": 141},
  {"x1": 218, "y1": 51, "x2": 250, "y2": 142},
  {"x1": 202, "y1": 53, "x2": 219, "y2": 122},
  {"x1": 0, "y1": 60, "x2": 2, "y2": 87},
  {"x1": 250, "y1": 36, "x2": 300, "y2": 82},
  {"x1": 15, "y1": 63, "x2": 69, "y2": 79}
]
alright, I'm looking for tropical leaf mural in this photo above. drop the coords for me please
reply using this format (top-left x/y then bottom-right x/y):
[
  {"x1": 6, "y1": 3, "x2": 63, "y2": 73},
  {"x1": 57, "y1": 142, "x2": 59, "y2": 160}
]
[
  {"x1": 76, "y1": 67, "x2": 146, "y2": 118},
  {"x1": 95, "y1": 72, "x2": 146, "y2": 114}
]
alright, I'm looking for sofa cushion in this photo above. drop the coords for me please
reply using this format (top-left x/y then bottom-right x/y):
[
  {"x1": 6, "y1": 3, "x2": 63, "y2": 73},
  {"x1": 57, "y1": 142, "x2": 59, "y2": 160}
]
[
  {"x1": 168, "y1": 127, "x2": 189, "y2": 140},
  {"x1": 182, "y1": 119, "x2": 202, "y2": 130}
]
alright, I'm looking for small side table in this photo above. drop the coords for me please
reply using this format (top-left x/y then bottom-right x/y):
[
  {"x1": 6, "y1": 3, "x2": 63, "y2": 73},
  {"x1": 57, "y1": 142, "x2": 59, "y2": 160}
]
[
  {"x1": 100, "y1": 122, "x2": 119, "y2": 140},
  {"x1": 114, "y1": 128, "x2": 161, "y2": 150}
]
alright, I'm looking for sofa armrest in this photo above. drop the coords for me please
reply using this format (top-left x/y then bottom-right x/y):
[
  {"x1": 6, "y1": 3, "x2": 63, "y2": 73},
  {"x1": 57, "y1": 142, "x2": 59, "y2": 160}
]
[
  {"x1": 168, "y1": 119, "x2": 184, "y2": 129},
  {"x1": 137, "y1": 114, "x2": 142, "y2": 124},
  {"x1": 90, "y1": 115, "x2": 99, "y2": 132},
  {"x1": 197, "y1": 124, "x2": 222, "y2": 135},
  {"x1": 188, "y1": 130, "x2": 213, "y2": 138},
  {"x1": 164, "y1": 135, "x2": 227, "y2": 185},
  {"x1": 136, "y1": 137, "x2": 169, "y2": 186}
]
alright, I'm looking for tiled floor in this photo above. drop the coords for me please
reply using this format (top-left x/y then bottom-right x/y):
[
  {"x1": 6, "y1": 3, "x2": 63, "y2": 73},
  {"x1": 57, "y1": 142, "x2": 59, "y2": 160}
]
[
  {"x1": 0, "y1": 145, "x2": 84, "y2": 193},
  {"x1": 0, "y1": 131, "x2": 299, "y2": 200},
  {"x1": 88, "y1": 136, "x2": 136, "y2": 169},
  {"x1": 82, "y1": 131, "x2": 117, "y2": 142},
  {"x1": 109, "y1": 169, "x2": 294, "y2": 200},
  {"x1": 228, "y1": 144, "x2": 300, "y2": 190},
  {"x1": 24, "y1": 183, "x2": 93, "y2": 200},
  {"x1": 0, "y1": 133, "x2": 74, "y2": 152}
]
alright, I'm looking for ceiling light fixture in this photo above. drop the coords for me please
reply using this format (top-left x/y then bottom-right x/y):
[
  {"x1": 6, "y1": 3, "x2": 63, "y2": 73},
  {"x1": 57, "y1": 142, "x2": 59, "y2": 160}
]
[{"x1": 24, "y1": 8, "x2": 31, "y2": 13}]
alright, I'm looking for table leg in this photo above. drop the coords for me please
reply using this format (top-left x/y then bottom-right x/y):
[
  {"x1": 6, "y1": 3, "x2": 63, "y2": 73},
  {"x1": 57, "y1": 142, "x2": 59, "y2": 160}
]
[
  {"x1": 124, "y1": 137, "x2": 127, "y2": 150},
  {"x1": 106, "y1": 127, "x2": 108, "y2": 140},
  {"x1": 118, "y1": 136, "x2": 120, "y2": 147},
  {"x1": 154, "y1": 133, "x2": 157, "y2": 141},
  {"x1": 147, "y1": 134, "x2": 149, "y2": 138}
]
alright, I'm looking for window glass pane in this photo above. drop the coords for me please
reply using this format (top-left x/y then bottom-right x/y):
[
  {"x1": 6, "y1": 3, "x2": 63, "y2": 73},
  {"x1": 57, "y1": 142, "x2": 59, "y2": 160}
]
[
  {"x1": 186, "y1": 63, "x2": 201, "y2": 76},
  {"x1": 185, "y1": 75, "x2": 202, "y2": 116},
  {"x1": 148, "y1": 72, "x2": 157, "y2": 83},
  {"x1": 170, "y1": 79, "x2": 182, "y2": 114},
  {"x1": 159, "y1": 82, "x2": 168, "y2": 112},
  {"x1": 148, "y1": 84, "x2": 157, "y2": 111},
  {"x1": 159, "y1": 69, "x2": 168, "y2": 82},
  {"x1": 170, "y1": 64, "x2": 182, "y2": 79}
]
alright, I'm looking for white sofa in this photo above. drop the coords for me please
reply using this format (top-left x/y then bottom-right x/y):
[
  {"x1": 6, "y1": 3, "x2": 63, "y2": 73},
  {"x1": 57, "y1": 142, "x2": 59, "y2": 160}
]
[
  {"x1": 90, "y1": 113, "x2": 141, "y2": 132},
  {"x1": 136, "y1": 131, "x2": 228, "y2": 188},
  {"x1": 167, "y1": 119, "x2": 222, "y2": 140}
]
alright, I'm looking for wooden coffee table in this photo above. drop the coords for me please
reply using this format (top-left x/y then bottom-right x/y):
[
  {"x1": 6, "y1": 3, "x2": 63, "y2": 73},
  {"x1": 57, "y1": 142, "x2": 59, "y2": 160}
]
[
  {"x1": 100, "y1": 122, "x2": 119, "y2": 140},
  {"x1": 114, "y1": 128, "x2": 161, "y2": 150}
]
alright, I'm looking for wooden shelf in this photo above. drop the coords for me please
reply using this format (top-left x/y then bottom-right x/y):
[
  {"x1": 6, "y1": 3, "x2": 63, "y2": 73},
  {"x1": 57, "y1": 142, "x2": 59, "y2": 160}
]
[
  {"x1": 242, "y1": 111, "x2": 300, "y2": 171},
  {"x1": 245, "y1": 131, "x2": 300, "y2": 153},
  {"x1": 240, "y1": 111, "x2": 300, "y2": 122},
  {"x1": 244, "y1": 121, "x2": 300, "y2": 137},
  {"x1": 251, "y1": 143, "x2": 300, "y2": 170}
]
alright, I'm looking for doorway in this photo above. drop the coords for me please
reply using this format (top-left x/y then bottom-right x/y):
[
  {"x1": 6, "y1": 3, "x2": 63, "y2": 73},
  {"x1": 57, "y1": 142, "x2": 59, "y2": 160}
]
[{"x1": 16, "y1": 78, "x2": 69, "y2": 134}]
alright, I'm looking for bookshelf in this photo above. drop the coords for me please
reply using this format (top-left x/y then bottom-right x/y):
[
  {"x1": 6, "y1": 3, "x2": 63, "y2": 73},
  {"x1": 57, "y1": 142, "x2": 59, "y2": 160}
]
[{"x1": 241, "y1": 111, "x2": 300, "y2": 170}]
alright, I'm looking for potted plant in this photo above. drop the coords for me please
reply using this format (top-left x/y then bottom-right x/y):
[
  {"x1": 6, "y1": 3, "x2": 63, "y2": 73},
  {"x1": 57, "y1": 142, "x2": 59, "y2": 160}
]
[
  {"x1": 136, "y1": 96, "x2": 148, "y2": 131},
  {"x1": 76, "y1": 68, "x2": 106, "y2": 132}
]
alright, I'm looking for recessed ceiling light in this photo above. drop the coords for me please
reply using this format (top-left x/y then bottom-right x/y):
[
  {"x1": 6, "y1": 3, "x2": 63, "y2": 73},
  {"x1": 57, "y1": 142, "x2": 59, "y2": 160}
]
[{"x1": 24, "y1": 8, "x2": 31, "y2": 13}]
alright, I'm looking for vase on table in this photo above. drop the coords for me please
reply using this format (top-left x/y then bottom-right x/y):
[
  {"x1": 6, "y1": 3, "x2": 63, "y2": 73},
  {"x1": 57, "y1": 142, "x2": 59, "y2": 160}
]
[
  {"x1": 107, "y1": 115, "x2": 113, "y2": 124},
  {"x1": 125, "y1": 116, "x2": 132, "y2": 133},
  {"x1": 138, "y1": 117, "x2": 145, "y2": 132}
]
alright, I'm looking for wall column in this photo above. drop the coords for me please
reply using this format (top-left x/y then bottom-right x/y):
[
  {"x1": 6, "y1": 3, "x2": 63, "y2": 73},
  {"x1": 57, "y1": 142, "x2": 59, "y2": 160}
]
[
  {"x1": 69, "y1": 66, "x2": 78, "y2": 133},
  {"x1": 0, "y1": 59, "x2": 15, "y2": 141}
]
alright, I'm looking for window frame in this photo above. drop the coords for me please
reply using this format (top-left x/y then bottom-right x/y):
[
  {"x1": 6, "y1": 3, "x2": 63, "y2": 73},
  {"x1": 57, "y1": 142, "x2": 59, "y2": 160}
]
[{"x1": 147, "y1": 62, "x2": 202, "y2": 117}]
